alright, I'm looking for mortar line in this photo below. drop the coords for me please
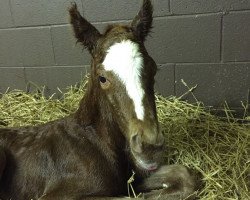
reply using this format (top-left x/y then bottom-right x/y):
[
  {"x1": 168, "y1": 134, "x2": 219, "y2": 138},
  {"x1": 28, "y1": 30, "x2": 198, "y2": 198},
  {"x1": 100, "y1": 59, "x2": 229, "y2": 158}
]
[
  {"x1": 8, "y1": 0, "x2": 16, "y2": 27},
  {"x1": 173, "y1": 64, "x2": 176, "y2": 96},
  {"x1": 81, "y1": 0, "x2": 84, "y2": 16},
  {"x1": 2, "y1": 61, "x2": 250, "y2": 68},
  {"x1": 157, "y1": 61, "x2": 250, "y2": 65},
  {"x1": 49, "y1": 27, "x2": 57, "y2": 66},
  {"x1": 219, "y1": 15, "x2": 224, "y2": 63},
  {"x1": 168, "y1": 0, "x2": 171, "y2": 14},
  {"x1": 22, "y1": 67, "x2": 30, "y2": 93},
  {"x1": 0, "y1": 65, "x2": 90, "y2": 69},
  {"x1": 0, "y1": 11, "x2": 227, "y2": 31}
]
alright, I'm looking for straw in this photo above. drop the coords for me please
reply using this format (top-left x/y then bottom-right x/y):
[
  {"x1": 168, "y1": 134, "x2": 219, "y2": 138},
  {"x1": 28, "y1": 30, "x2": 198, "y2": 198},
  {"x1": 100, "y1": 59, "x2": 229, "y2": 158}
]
[{"x1": 0, "y1": 78, "x2": 249, "y2": 200}]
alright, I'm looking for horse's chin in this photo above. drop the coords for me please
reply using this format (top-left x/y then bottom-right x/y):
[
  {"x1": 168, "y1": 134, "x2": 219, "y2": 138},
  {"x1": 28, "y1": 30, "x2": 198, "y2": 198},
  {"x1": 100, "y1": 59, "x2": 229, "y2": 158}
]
[
  {"x1": 135, "y1": 157, "x2": 158, "y2": 172},
  {"x1": 131, "y1": 151, "x2": 158, "y2": 172}
]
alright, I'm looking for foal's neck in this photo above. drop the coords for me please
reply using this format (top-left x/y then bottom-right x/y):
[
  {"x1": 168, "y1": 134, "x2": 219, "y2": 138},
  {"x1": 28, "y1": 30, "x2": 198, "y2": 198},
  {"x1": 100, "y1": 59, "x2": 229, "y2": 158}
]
[
  {"x1": 73, "y1": 78, "x2": 129, "y2": 183},
  {"x1": 74, "y1": 78, "x2": 124, "y2": 144},
  {"x1": 73, "y1": 77, "x2": 139, "y2": 179}
]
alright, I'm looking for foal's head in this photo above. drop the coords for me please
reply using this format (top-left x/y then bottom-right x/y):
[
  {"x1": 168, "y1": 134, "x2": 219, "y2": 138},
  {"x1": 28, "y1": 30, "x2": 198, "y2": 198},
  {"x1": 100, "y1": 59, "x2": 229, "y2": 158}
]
[{"x1": 69, "y1": 0, "x2": 164, "y2": 172}]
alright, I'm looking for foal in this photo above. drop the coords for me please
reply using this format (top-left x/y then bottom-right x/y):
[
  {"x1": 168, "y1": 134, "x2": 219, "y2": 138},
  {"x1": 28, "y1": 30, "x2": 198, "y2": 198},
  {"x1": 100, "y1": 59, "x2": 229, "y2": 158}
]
[{"x1": 0, "y1": 0, "x2": 196, "y2": 199}]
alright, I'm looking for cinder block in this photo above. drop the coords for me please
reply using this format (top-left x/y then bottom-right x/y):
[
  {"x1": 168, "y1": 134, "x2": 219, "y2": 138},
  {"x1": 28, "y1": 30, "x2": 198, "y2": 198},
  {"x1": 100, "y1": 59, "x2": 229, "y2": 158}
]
[
  {"x1": 0, "y1": 68, "x2": 26, "y2": 92},
  {"x1": 0, "y1": 30, "x2": 23, "y2": 67},
  {"x1": 82, "y1": 0, "x2": 170, "y2": 22},
  {"x1": 223, "y1": 11, "x2": 250, "y2": 62},
  {"x1": 175, "y1": 63, "x2": 250, "y2": 107},
  {"x1": 145, "y1": 14, "x2": 221, "y2": 64},
  {"x1": 0, "y1": 27, "x2": 54, "y2": 67},
  {"x1": 51, "y1": 22, "x2": 126, "y2": 66},
  {"x1": 51, "y1": 25, "x2": 90, "y2": 66},
  {"x1": 25, "y1": 66, "x2": 90, "y2": 96},
  {"x1": 24, "y1": 67, "x2": 48, "y2": 92},
  {"x1": 155, "y1": 64, "x2": 175, "y2": 96},
  {"x1": 82, "y1": 0, "x2": 140, "y2": 22},
  {"x1": 0, "y1": 1, "x2": 14, "y2": 28},
  {"x1": 152, "y1": 0, "x2": 170, "y2": 17},
  {"x1": 170, "y1": 0, "x2": 250, "y2": 14},
  {"x1": 10, "y1": 0, "x2": 82, "y2": 26}
]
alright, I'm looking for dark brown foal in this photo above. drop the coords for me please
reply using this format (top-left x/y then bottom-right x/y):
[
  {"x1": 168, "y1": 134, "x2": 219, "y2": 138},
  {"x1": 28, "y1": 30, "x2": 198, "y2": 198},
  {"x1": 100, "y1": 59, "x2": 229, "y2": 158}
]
[{"x1": 0, "y1": 0, "x2": 197, "y2": 199}]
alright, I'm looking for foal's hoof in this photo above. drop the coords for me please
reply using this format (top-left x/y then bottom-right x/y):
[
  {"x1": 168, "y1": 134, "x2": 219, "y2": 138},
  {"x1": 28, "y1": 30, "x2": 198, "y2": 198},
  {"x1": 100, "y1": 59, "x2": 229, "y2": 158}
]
[{"x1": 138, "y1": 164, "x2": 200, "y2": 199}]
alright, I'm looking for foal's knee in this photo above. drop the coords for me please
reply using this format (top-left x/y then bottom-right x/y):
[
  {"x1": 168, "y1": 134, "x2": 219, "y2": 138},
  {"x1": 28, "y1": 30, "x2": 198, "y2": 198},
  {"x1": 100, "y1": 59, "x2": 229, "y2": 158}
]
[
  {"x1": 0, "y1": 147, "x2": 6, "y2": 179},
  {"x1": 137, "y1": 164, "x2": 198, "y2": 198}
]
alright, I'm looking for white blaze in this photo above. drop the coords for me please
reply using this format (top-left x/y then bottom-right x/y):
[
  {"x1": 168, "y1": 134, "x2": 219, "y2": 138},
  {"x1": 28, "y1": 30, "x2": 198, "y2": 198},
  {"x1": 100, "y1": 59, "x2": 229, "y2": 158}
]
[{"x1": 103, "y1": 40, "x2": 145, "y2": 120}]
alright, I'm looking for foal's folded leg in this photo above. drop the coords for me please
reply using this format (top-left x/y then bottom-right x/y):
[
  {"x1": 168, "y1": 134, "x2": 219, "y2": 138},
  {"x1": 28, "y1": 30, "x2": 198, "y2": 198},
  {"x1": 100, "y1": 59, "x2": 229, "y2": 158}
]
[
  {"x1": 84, "y1": 197, "x2": 143, "y2": 200},
  {"x1": 39, "y1": 165, "x2": 198, "y2": 200},
  {"x1": 136, "y1": 164, "x2": 198, "y2": 200},
  {"x1": 40, "y1": 196, "x2": 143, "y2": 200}
]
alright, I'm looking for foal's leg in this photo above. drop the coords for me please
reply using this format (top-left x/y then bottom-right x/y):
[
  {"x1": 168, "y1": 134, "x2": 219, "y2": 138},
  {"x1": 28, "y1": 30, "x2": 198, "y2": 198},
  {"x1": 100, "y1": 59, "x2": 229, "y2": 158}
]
[
  {"x1": 0, "y1": 147, "x2": 6, "y2": 179},
  {"x1": 84, "y1": 198, "x2": 142, "y2": 200},
  {"x1": 39, "y1": 195, "x2": 142, "y2": 200},
  {"x1": 85, "y1": 165, "x2": 198, "y2": 200},
  {"x1": 39, "y1": 165, "x2": 198, "y2": 200},
  {"x1": 136, "y1": 164, "x2": 198, "y2": 200}
]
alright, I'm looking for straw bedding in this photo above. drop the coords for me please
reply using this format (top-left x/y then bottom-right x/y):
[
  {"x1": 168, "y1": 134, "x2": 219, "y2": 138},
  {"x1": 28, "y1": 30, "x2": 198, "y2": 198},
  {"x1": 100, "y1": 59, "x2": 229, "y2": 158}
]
[{"x1": 0, "y1": 79, "x2": 249, "y2": 200}]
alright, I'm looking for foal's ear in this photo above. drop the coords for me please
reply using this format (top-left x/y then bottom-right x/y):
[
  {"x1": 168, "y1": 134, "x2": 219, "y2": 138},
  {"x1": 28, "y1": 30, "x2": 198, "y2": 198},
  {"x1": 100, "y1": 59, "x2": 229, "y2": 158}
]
[
  {"x1": 69, "y1": 3, "x2": 101, "y2": 55},
  {"x1": 131, "y1": 0, "x2": 153, "y2": 42}
]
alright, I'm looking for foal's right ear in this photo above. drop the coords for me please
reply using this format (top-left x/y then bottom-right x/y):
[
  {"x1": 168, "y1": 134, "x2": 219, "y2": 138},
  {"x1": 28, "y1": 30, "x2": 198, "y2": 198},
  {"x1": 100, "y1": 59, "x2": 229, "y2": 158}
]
[{"x1": 69, "y1": 3, "x2": 101, "y2": 55}]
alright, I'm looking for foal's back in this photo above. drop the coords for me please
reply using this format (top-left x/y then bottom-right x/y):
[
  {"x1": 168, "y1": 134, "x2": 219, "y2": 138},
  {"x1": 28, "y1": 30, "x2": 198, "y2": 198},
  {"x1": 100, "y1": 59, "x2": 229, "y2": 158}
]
[{"x1": 0, "y1": 117, "x2": 127, "y2": 200}]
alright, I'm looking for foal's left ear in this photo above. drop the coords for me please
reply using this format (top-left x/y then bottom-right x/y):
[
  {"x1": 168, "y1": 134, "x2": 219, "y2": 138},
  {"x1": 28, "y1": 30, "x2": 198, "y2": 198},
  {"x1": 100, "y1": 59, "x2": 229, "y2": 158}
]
[
  {"x1": 131, "y1": 0, "x2": 153, "y2": 42},
  {"x1": 69, "y1": 3, "x2": 101, "y2": 55}
]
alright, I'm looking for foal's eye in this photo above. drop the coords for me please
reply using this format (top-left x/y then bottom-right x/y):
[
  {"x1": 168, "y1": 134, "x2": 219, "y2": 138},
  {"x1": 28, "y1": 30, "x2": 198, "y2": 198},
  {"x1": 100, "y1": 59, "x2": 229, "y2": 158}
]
[
  {"x1": 99, "y1": 76, "x2": 107, "y2": 83},
  {"x1": 99, "y1": 75, "x2": 110, "y2": 89}
]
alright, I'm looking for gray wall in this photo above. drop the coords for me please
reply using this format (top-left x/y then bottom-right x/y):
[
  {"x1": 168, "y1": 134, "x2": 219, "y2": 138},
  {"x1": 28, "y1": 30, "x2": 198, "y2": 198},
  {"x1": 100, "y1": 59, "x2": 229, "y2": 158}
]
[{"x1": 0, "y1": 0, "x2": 250, "y2": 112}]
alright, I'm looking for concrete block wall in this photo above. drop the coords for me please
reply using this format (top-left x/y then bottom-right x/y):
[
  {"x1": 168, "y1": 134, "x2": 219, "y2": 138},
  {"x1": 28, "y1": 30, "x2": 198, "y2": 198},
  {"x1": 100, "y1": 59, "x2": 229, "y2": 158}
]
[{"x1": 0, "y1": 0, "x2": 249, "y2": 113}]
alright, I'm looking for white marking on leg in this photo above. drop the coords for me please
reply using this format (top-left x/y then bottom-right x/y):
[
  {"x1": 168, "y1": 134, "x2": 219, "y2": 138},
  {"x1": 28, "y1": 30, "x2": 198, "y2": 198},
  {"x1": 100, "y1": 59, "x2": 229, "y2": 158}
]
[{"x1": 102, "y1": 40, "x2": 145, "y2": 120}]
